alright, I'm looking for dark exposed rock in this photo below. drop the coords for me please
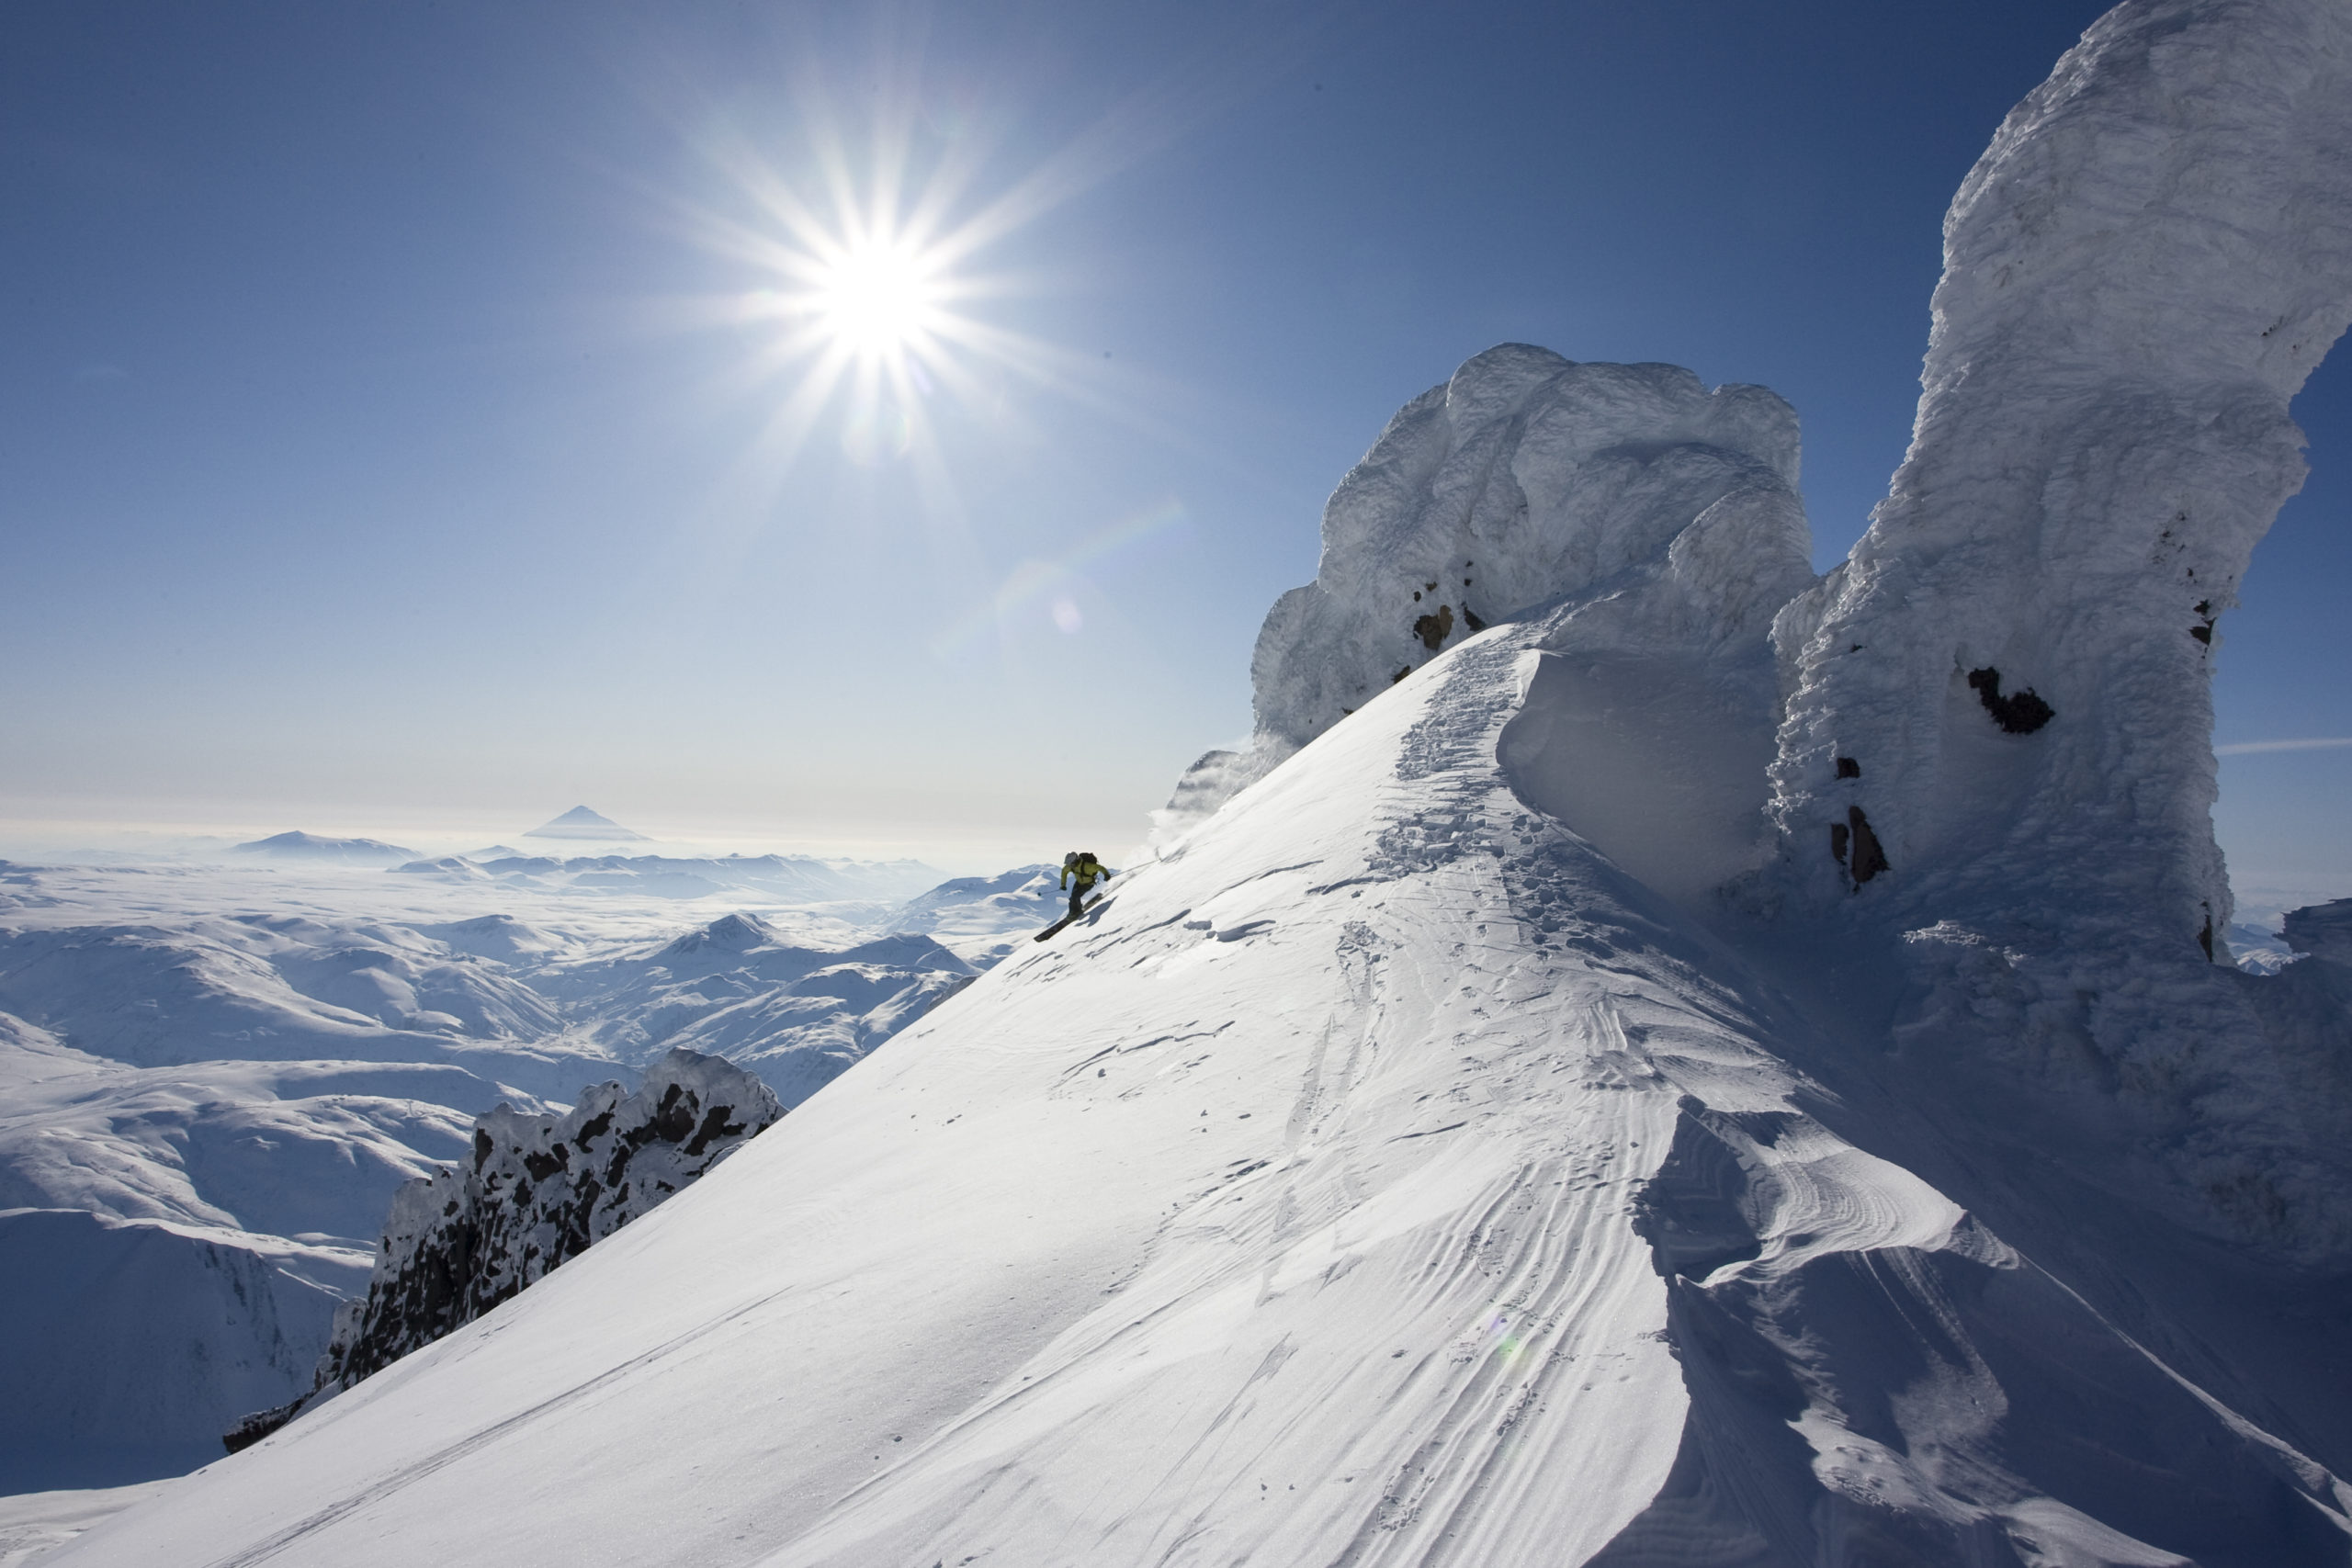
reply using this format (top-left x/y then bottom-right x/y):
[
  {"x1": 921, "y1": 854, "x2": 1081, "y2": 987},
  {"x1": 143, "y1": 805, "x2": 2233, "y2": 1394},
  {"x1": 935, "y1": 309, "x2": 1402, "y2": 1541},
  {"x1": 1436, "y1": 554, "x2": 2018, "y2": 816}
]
[
  {"x1": 1462, "y1": 605, "x2": 1488, "y2": 633},
  {"x1": 1846, "y1": 807, "x2": 1890, "y2": 886},
  {"x1": 222, "y1": 1049, "x2": 780, "y2": 1454},
  {"x1": 1835, "y1": 756, "x2": 1861, "y2": 779},
  {"x1": 1412, "y1": 604, "x2": 1455, "y2": 651},
  {"x1": 1829, "y1": 823, "x2": 1849, "y2": 866},
  {"x1": 1966, "y1": 667, "x2": 2054, "y2": 734}
]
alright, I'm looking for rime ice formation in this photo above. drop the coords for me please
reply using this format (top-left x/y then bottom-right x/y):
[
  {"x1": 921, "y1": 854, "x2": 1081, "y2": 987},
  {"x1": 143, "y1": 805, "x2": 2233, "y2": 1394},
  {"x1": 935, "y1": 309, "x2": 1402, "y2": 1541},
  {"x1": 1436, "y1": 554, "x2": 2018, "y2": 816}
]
[
  {"x1": 224, "y1": 1048, "x2": 779, "y2": 1453},
  {"x1": 1773, "y1": 0, "x2": 2352, "y2": 930},
  {"x1": 1160, "y1": 345, "x2": 1813, "y2": 882},
  {"x1": 1766, "y1": 0, "x2": 2352, "y2": 1260}
]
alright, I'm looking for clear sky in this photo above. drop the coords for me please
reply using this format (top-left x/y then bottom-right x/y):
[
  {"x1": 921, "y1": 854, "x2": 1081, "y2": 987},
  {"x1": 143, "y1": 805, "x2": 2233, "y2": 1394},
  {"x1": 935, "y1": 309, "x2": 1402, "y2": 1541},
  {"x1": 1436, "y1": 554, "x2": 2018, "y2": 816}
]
[{"x1": 4, "y1": 1, "x2": 2346, "y2": 890}]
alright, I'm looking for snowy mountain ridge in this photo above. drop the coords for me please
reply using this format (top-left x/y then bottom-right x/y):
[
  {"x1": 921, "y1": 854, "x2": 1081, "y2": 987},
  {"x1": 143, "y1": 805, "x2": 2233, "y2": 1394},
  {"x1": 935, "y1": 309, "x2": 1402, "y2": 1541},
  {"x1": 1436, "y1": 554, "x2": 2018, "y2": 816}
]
[{"x1": 35, "y1": 1, "x2": 2352, "y2": 1562}]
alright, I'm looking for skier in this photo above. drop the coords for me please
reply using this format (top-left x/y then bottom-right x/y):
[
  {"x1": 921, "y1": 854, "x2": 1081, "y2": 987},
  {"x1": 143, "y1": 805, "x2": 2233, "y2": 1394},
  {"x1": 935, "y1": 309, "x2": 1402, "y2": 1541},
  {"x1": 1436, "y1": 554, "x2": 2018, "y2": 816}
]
[{"x1": 1059, "y1": 851, "x2": 1112, "y2": 921}]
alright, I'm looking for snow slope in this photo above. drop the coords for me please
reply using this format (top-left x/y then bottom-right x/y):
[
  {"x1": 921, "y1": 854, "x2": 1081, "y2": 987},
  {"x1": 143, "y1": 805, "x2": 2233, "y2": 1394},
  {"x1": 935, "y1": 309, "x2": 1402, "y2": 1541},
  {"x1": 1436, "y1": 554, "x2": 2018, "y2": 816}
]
[{"x1": 54, "y1": 613, "x2": 2352, "y2": 1565}]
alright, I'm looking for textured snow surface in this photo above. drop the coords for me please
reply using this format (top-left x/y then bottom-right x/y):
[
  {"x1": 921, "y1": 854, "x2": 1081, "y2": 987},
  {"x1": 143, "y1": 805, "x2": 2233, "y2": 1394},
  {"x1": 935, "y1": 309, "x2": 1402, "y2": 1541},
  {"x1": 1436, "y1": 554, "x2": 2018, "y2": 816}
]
[
  {"x1": 0, "y1": 1483, "x2": 171, "y2": 1568},
  {"x1": 53, "y1": 626, "x2": 2352, "y2": 1566}
]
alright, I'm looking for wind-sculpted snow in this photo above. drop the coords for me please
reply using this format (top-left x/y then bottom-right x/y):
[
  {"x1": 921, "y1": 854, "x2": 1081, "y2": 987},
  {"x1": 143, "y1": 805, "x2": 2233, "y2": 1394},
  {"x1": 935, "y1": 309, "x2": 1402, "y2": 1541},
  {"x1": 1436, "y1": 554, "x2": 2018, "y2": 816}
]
[
  {"x1": 1765, "y1": 0, "x2": 2352, "y2": 1264},
  {"x1": 52, "y1": 617, "x2": 2352, "y2": 1566},
  {"x1": 1159, "y1": 344, "x2": 1811, "y2": 840},
  {"x1": 223, "y1": 1049, "x2": 779, "y2": 1454}
]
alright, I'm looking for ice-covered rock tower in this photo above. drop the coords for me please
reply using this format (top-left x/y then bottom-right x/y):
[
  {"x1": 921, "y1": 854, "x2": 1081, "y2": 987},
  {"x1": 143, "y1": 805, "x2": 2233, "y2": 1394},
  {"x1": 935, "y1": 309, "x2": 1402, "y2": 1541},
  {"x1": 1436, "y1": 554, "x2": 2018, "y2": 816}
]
[
  {"x1": 1162, "y1": 345, "x2": 1815, "y2": 898},
  {"x1": 1772, "y1": 0, "x2": 2352, "y2": 946}
]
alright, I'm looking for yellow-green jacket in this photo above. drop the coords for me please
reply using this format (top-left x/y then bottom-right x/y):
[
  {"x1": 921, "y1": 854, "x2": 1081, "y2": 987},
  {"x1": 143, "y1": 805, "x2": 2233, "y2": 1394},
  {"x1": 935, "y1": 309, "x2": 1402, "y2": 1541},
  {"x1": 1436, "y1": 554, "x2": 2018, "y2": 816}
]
[{"x1": 1061, "y1": 856, "x2": 1110, "y2": 889}]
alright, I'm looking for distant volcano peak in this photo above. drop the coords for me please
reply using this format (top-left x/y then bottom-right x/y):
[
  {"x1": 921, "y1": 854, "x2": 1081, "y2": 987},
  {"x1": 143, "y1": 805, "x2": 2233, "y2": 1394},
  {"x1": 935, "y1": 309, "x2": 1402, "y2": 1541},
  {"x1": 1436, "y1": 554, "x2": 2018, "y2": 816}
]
[{"x1": 524, "y1": 806, "x2": 648, "y2": 841}]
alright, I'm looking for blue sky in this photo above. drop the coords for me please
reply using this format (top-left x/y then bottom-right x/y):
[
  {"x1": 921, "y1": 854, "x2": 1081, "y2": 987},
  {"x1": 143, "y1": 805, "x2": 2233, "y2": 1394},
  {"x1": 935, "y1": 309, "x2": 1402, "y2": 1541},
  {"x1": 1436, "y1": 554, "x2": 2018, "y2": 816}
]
[{"x1": 4, "y1": 1, "x2": 2346, "y2": 889}]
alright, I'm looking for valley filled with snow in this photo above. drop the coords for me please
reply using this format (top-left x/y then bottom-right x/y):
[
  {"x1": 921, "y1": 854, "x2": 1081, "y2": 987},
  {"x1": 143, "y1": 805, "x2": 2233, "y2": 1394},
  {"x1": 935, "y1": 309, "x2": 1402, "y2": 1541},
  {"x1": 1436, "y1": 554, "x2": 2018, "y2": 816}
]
[
  {"x1": 13, "y1": 0, "x2": 2352, "y2": 1563},
  {"x1": 0, "y1": 850, "x2": 1056, "y2": 1494}
]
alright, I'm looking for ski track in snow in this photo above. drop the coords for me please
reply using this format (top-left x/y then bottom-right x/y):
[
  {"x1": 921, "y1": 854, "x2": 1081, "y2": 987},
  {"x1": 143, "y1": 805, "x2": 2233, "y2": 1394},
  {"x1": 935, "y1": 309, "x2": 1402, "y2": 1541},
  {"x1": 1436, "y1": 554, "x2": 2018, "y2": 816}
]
[{"x1": 50, "y1": 622, "x2": 2270, "y2": 1568}]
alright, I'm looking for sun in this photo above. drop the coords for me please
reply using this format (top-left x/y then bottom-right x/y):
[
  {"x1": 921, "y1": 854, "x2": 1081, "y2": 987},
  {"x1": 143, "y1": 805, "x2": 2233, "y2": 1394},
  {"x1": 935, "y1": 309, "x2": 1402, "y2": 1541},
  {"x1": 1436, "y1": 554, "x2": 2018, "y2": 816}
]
[
  {"x1": 813, "y1": 241, "x2": 942, "y2": 359},
  {"x1": 673, "y1": 84, "x2": 1120, "y2": 480}
]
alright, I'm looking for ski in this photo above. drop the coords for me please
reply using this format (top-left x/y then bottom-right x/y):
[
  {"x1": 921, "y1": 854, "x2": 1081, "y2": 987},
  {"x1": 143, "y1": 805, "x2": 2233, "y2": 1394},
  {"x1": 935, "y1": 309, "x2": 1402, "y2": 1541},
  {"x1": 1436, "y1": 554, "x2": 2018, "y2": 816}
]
[{"x1": 1035, "y1": 892, "x2": 1105, "y2": 942}]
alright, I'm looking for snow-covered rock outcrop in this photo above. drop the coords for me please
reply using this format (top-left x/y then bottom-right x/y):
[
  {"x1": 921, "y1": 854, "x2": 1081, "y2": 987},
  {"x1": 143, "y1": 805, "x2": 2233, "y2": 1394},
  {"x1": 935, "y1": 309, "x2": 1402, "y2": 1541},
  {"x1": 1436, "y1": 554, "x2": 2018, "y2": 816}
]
[
  {"x1": 1161, "y1": 346, "x2": 1813, "y2": 877},
  {"x1": 224, "y1": 1048, "x2": 778, "y2": 1452},
  {"x1": 1775, "y1": 0, "x2": 2352, "y2": 929}
]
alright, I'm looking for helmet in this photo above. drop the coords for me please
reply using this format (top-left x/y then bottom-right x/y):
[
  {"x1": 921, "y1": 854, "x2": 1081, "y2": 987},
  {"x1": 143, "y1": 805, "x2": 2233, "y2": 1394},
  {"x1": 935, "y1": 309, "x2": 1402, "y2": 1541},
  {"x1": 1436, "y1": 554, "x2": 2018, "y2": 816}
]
[{"x1": 1064, "y1": 852, "x2": 1080, "y2": 867}]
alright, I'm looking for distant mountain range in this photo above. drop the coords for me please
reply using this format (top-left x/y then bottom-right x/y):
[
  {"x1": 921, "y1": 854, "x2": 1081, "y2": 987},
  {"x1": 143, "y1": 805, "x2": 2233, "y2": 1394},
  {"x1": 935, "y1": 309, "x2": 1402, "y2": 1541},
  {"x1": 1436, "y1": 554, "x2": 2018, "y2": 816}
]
[
  {"x1": 232, "y1": 831, "x2": 418, "y2": 863},
  {"x1": 524, "y1": 806, "x2": 646, "y2": 841}
]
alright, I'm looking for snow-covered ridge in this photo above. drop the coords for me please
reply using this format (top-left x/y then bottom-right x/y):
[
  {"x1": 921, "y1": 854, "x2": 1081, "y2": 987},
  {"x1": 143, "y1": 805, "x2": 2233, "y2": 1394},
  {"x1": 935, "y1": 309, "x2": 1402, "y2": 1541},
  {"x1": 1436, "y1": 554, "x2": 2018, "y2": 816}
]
[
  {"x1": 57, "y1": 600, "x2": 2352, "y2": 1565},
  {"x1": 225, "y1": 1048, "x2": 779, "y2": 1454}
]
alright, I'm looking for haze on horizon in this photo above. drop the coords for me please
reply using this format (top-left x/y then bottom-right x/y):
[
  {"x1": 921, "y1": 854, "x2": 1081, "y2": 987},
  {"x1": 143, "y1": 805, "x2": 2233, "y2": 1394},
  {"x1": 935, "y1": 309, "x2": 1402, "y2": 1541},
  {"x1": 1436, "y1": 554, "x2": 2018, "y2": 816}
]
[{"x1": 6, "y1": 0, "x2": 2349, "y2": 898}]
